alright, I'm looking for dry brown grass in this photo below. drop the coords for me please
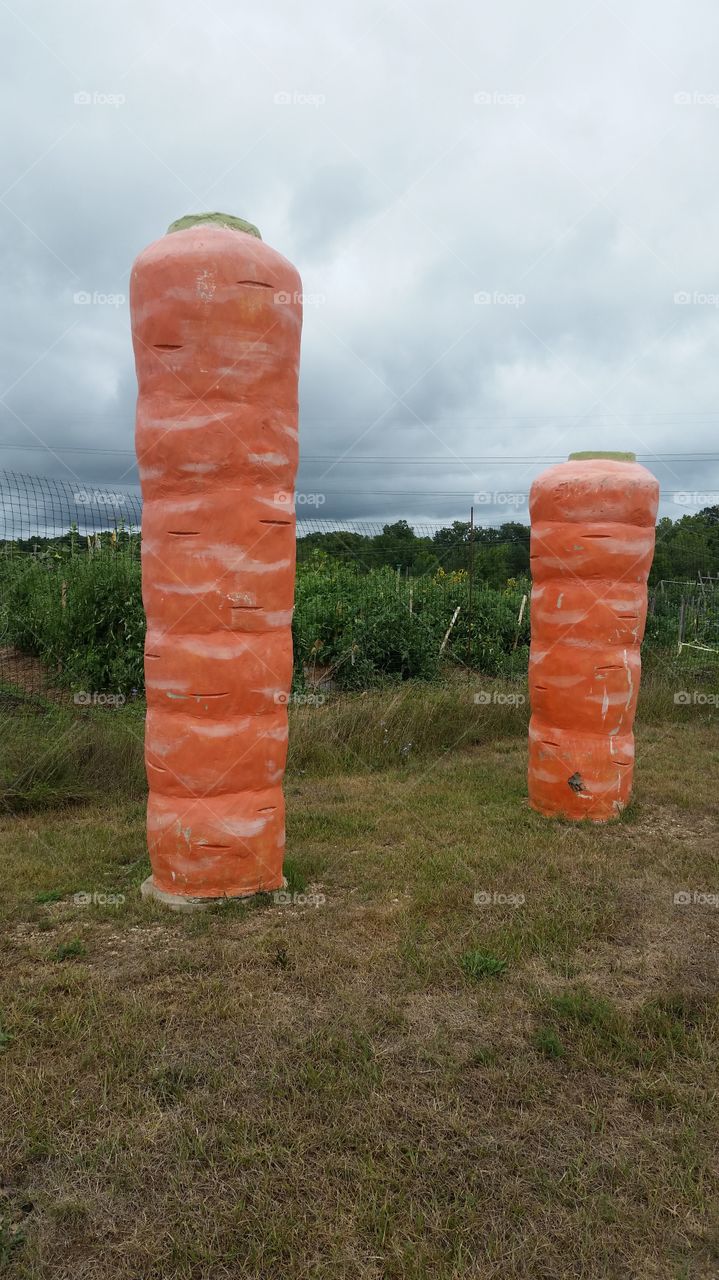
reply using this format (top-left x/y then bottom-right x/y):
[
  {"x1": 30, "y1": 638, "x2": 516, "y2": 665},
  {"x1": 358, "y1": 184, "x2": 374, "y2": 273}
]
[{"x1": 0, "y1": 698, "x2": 718, "y2": 1278}]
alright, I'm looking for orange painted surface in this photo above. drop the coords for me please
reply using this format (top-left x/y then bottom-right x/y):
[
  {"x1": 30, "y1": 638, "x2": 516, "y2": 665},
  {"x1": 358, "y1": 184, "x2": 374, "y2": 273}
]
[
  {"x1": 528, "y1": 456, "x2": 659, "y2": 821},
  {"x1": 131, "y1": 215, "x2": 302, "y2": 897}
]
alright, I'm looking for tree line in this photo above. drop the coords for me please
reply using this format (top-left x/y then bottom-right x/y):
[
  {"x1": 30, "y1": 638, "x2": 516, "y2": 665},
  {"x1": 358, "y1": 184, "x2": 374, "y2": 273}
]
[
  {"x1": 2, "y1": 505, "x2": 717, "y2": 589},
  {"x1": 297, "y1": 508, "x2": 719, "y2": 587}
]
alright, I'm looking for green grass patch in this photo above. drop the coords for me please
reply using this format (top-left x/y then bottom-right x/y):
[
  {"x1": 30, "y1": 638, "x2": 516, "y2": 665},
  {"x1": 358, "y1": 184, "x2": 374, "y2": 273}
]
[
  {"x1": 533, "y1": 1027, "x2": 565, "y2": 1059},
  {"x1": 53, "y1": 938, "x2": 86, "y2": 962},
  {"x1": 0, "y1": 707, "x2": 717, "y2": 1278},
  {"x1": 460, "y1": 950, "x2": 508, "y2": 979}
]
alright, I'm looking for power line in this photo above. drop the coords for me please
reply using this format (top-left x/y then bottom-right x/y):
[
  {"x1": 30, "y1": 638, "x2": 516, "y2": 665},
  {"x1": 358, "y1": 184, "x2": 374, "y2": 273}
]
[
  {"x1": 312, "y1": 490, "x2": 715, "y2": 498},
  {"x1": 7, "y1": 410, "x2": 719, "y2": 421},
  {"x1": 0, "y1": 442, "x2": 718, "y2": 463},
  {"x1": 302, "y1": 456, "x2": 719, "y2": 464}
]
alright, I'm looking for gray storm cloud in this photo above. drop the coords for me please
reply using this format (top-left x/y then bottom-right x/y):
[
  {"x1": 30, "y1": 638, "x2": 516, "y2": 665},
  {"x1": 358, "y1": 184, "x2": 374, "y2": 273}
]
[{"x1": 2, "y1": 0, "x2": 719, "y2": 527}]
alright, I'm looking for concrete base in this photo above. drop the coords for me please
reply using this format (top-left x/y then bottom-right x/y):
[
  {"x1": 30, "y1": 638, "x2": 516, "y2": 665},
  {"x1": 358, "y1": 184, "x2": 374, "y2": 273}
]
[{"x1": 140, "y1": 875, "x2": 286, "y2": 913}]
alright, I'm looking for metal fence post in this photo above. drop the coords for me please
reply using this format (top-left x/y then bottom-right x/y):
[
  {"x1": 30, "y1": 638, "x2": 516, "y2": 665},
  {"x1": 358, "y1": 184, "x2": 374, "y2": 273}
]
[{"x1": 467, "y1": 505, "x2": 475, "y2": 676}]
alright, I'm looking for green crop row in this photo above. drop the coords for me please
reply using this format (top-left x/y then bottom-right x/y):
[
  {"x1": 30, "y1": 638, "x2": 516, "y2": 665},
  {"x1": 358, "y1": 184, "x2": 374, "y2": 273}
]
[{"x1": 0, "y1": 548, "x2": 710, "y2": 698}]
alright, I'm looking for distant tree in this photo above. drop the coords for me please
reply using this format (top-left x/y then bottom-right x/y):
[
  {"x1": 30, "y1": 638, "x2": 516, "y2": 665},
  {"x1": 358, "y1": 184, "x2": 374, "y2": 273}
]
[{"x1": 431, "y1": 521, "x2": 472, "y2": 571}]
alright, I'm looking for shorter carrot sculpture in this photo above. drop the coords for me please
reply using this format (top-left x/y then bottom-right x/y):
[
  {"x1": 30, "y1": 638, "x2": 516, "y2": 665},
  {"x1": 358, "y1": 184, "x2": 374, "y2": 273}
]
[{"x1": 528, "y1": 451, "x2": 659, "y2": 821}]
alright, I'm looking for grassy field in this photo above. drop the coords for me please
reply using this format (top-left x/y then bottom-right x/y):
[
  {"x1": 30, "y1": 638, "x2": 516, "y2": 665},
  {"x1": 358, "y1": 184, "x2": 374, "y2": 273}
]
[{"x1": 1, "y1": 678, "x2": 718, "y2": 1279}]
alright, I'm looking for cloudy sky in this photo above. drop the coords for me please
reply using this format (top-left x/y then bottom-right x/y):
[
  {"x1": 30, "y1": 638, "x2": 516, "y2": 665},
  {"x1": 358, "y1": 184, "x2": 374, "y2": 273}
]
[{"x1": 2, "y1": 0, "x2": 719, "y2": 529}]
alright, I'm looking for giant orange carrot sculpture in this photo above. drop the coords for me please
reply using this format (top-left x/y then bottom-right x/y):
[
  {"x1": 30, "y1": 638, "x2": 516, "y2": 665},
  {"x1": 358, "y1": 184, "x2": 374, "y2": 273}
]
[
  {"x1": 131, "y1": 213, "x2": 302, "y2": 905},
  {"x1": 528, "y1": 452, "x2": 659, "y2": 821}
]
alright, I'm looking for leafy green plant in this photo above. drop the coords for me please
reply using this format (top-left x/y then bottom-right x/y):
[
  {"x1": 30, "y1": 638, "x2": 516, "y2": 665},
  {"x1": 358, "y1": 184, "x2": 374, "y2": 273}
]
[
  {"x1": 460, "y1": 950, "x2": 508, "y2": 979},
  {"x1": 54, "y1": 938, "x2": 86, "y2": 962},
  {"x1": 533, "y1": 1026, "x2": 564, "y2": 1059}
]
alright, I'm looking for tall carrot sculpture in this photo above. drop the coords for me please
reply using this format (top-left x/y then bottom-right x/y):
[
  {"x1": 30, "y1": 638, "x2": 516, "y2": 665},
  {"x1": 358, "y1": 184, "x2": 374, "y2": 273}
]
[
  {"x1": 131, "y1": 213, "x2": 302, "y2": 905},
  {"x1": 528, "y1": 452, "x2": 659, "y2": 821}
]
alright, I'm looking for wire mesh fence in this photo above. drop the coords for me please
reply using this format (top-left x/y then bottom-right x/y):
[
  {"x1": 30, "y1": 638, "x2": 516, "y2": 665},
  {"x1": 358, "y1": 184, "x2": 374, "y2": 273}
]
[
  {"x1": 0, "y1": 469, "x2": 717, "y2": 707},
  {"x1": 0, "y1": 470, "x2": 142, "y2": 548}
]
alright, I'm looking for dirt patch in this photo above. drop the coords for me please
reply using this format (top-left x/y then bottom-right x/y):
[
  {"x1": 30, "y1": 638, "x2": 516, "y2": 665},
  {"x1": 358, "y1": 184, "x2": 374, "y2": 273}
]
[{"x1": 0, "y1": 647, "x2": 70, "y2": 706}]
